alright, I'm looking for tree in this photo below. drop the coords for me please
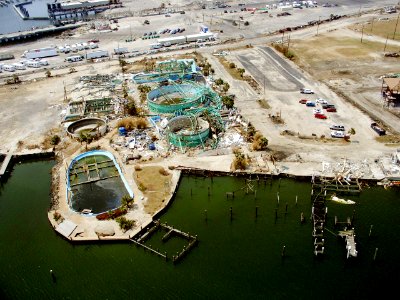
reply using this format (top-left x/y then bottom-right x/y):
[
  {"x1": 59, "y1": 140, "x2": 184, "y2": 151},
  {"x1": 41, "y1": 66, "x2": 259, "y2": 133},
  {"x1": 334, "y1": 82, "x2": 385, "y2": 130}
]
[
  {"x1": 221, "y1": 95, "x2": 235, "y2": 109},
  {"x1": 237, "y1": 68, "x2": 245, "y2": 77},
  {"x1": 121, "y1": 195, "x2": 134, "y2": 209},
  {"x1": 79, "y1": 131, "x2": 93, "y2": 150},
  {"x1": 222, "y1": 82, "x2": 230, "y2": 93},
  {"x1": 214, "y1": 78, "x2": 224, "y2": 85},
  {"x1": 252, "y1": 132, "x2": 268, "y2": 151},
  {"x1": 229, "y1": 62, "x2": 236, "y2": 69},
  {"x1": 45, "y1": 70, "x2": 52, "y2": 78}
]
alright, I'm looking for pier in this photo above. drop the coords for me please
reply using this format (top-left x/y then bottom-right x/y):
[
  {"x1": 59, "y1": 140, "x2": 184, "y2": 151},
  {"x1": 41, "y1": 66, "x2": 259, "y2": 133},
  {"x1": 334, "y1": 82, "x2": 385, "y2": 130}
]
[
  {"x1": 131, "y1": 220, "x2": 198, "y2": 264},
  {"x1": 338, "y1": 229, "x2": 358, "y2": 258},
  {"x1": 311, "y1": 190, "x2": 327, "y2": 256},
  {"x1": 0, "y1": 152, "x2": 13, "y2": 177}
]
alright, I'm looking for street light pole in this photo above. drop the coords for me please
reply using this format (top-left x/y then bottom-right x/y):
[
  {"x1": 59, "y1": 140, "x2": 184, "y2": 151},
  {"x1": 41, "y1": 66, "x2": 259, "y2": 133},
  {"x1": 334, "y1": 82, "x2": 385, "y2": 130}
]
[
  {"x1": 393, "y1": 11, "x2": 400, "y2": 40},
  {"x1": 316, "y1": 16, "x2": 321, "y2": 36}
]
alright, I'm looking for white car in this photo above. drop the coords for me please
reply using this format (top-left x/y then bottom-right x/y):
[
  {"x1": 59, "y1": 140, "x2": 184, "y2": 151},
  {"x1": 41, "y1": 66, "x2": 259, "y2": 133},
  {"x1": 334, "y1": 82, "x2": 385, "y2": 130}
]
[
  {"x1": 313, "y1": 108, "x2": 322, "y2": 114},
  {"x1": 316, "y1": 98, "x2": 328, "y2": 104},
  {"x1": 331, "y1": 131, "x2": 345, "y2": 138},
  {"x1": 330, "y1": 125, "x2": 345, "y2": 131},
  {"x1": 300, "y1": 88, "x2": 314, "y2": 94}
]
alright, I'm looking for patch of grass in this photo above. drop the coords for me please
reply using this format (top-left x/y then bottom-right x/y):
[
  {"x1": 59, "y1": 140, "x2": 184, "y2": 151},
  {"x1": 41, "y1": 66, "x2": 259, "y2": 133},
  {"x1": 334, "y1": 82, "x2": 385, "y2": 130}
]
[
  {"x1": 350, "y1": 18, "x2": 400, "y2": 41},
  {"x1": 375, "y1": 134, "x2": 400, "y2": 145},
  {"x1": 133, "y1": 166, "x2": 172, "y2": 215},
  {"x1": 217, "y1": 57, "x2": 246, "y2": 80}
]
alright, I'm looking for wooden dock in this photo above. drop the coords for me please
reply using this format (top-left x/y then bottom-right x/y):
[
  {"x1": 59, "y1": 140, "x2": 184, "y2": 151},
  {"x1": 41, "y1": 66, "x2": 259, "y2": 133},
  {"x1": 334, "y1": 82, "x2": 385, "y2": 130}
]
[
  {"x1": 338, "y1": 229, "x2": 358, "y2": 258},
  {"x1": 0, "y1": 153, "x2": 13, "y2": 177},
  {"x1": 132, "y1": 220, "x2": 198, "y2": 264},
  {"x1": 311, "y1": 188, "x2": 327, "y2": 256}
]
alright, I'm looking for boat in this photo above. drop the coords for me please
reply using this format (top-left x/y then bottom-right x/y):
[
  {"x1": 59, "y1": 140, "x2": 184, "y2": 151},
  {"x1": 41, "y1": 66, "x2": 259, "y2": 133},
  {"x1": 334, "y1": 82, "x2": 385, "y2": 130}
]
[
  {"x1": 331, "y1": 195, "x2": 356, "y2": 205},
  {"x1": 338, "y1": 229, "x2": 358, "y2": 258}
]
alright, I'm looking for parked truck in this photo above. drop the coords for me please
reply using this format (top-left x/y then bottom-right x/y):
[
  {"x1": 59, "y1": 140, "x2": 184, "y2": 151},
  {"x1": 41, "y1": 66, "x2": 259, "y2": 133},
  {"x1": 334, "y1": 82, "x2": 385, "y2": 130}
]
[
  {"x1": 23, "y1": 47, "x2": 58, "y2": 59},
  {"x1": 114, "y1": 47, "x2": 129, "y2": 55},
  {"x1": 85, "y1": 50, "x2": 109, "y2": 60}
]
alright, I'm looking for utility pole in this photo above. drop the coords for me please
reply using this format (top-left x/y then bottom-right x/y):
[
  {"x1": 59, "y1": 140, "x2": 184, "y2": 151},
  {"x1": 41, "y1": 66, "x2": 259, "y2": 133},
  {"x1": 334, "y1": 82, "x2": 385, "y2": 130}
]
[
  {"x1": 384, "y1": 34, "x2": 389, "y2": 52},
  {"x1": 370, "y1": 17, "x2": 374, "y2": 33},
  {"x1": 361, "y1": 25, "x2": 364, "y2": 43},
  {"x1": 316, "y1": 16, "x2": 321, "y2": 36},
  {"x1": 393, "y1": 11, "x2": 400, "y2": 40},
  {"x1": 286, "y1": 33, "x2": 291, "y2": 55}
]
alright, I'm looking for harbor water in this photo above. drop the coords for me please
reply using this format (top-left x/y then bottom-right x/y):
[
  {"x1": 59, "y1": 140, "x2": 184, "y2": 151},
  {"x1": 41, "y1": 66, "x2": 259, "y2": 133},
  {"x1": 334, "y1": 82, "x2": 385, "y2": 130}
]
[
  {"x1": 0, "y1": 0, "x2": 51, "y2": 35},
  {"x1": 0, "y1": 160, "x2": 399, "y2": 299}
]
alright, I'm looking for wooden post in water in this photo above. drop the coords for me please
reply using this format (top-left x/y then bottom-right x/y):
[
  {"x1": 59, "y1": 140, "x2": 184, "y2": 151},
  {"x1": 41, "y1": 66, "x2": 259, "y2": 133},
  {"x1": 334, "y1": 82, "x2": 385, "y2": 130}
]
[
  {"x1": 281, "y1": 245, "x2": 286, "y2": 257},
  {"x1": 277, "y1": 192, "x2": 280, "y2": 206},
  {"x1": 204, "y1": 209, "x2": 208, "y2": 221},
  {"x1": 255, "y1": 206, "x2": 258, "y2": 218},
  {"x1": 300, "y1": 212, "x2": 305, "y2": 223},
  {"x1": 278, "y1": 178, "x2": 281, "y2": 190},
  {"x1": 373, "y1": 248, "x2": 378, "y2": 261},
  {"x1": 208, "y1": 186, "x2": 210, "y2": 197},
  {"x1": 254, "y1": 190, "x2": 257, "y2": 200},
  {"x1": 369, "y1": 225, "x2": 373, "y2": 237},
  {"x1": 285, "y1": 203, "x2": 288, "y2": 213},
  {"x1": 275, "y1": 208, "x2": 278, "y2": 220},
  {"x1": 295, "y1": 195, "x2": 298, "y2": 206},
  {"x1": 230, "y1": 207, "x2": 233, "y2": 221}
]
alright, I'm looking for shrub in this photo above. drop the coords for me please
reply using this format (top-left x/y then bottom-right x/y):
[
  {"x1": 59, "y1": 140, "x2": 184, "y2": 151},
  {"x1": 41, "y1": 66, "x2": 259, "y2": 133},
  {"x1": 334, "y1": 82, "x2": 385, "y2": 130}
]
[
  {"x1": 229, "y1": 62, "x2": 236, "y2": 69},
  {"x1": 53, "y1": 211, "x2": 62, "y2": 222},
  {"x1": 159, "y1": 167, "x2": 169, "y2": 176},
  {"x1": 51, "y1": 135, "x2": 61, "y2": 146},
  {"x1": 252, "y1": 132, "x2": 269, "y2": 151},
  {"x1": 134, "y1": 165, "x2": 142, "y2": 171},
  {"x1": 244, "y1": 21, "x2": 250, "y2": 26},
  {"x1": 116, "y1": 216, "x2": 135, "y2": 232},
  {"x1": 126, "y1": 101, "x2": 138, "y2": 116},
  {"x1": 233, "y1": 150, "x2": 248, "y2": 170}
]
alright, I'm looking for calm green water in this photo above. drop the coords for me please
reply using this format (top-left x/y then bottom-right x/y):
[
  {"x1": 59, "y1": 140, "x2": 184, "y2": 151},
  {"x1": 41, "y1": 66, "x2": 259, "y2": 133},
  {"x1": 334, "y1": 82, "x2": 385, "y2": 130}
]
[{"x1": 0, "y1": 161, "x2": 399, "y2": 299}]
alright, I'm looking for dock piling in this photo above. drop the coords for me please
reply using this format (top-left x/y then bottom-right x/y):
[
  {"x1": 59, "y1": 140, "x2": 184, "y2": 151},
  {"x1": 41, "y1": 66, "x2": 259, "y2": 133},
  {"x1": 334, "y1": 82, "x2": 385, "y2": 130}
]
[
  {"x1": 373, "y1": 247, "x2": 378, "y2": 261},
  {"x1": 204, "y1": 209, "x2": 208, "y2": 221},
  {"x1": 281, "y1": 245, "x2": 286, "y2": 257},
  {"x1": 369, "y1": 225, "x2": 373, "y2": 237},
  {"x1": 285, "y1": 203, "x2": 288, "y2": 213},
  {"x1": 255, "y1": 206, "x2": 258, "y2": 218},
  {"x1": 230, "y1": 207, "x2": 233, "y2": 221},
  {"x1": 295, "y1": 195, "x2": 298, "y2": 206}
]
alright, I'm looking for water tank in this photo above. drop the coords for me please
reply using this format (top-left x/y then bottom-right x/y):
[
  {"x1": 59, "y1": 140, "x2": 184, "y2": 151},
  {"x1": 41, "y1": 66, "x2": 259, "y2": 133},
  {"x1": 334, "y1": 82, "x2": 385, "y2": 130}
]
[{"x1": 118, "y1": 127, "x2": 127, "y2": 136}]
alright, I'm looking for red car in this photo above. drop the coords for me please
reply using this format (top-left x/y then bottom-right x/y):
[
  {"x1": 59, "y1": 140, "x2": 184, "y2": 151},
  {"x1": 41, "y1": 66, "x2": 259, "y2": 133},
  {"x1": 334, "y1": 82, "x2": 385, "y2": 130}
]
[
  {"x1": 314, "y1": 113, "x2": 327, "y2": 119},
  {"x1": 299, "y1": 99, "x2": 308, "y2": 104},
  {"x1": 87, "y1": 39, "x2": 99, "y2": 43},
  {"x1": 326, "y1": 107, "x2": 337, "y2": 112}
]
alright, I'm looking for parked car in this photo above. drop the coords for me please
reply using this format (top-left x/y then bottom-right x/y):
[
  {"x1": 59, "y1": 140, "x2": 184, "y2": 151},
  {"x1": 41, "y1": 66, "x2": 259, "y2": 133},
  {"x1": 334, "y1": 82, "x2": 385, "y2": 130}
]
[
  {"x1": 313, "y1": 108, "x2": 323, "y2": 114},
  {"x1": 143, "y1": 32, "x2": 148, "y2": 36},
  {"x1": 326, "y1": 107, "x2": 337, "y2": 112},
  {"x1": 331, "y1": 131, "x2": 345, "y2": 138},
  {"x1": 330, "y1": 125, "x2": 345, "y2": 131},
  {"x1": 316, "y1": 98, "x2": 328, "y2": 104},
  {"x1": 306, "y1": 101, "x2": 316, "y2": 107},
  {"x1": 87, "y1": 39, "x2": 99, "y2": 43},
  {"x1": 299, "y1": 99, "x2": 308, "y2": 104},
  {"x1": 322, "y1": 104, "x2": 335, "y2": 109},
  {"x1": 300, "y1": 88, "x2": 314, "y2": 94},
  {"x1": 371, "y1": 122, "x2": 386, "y2": 136},
  {"x1": 314, "y1": 113, "x2": 327, "y2": 119}
]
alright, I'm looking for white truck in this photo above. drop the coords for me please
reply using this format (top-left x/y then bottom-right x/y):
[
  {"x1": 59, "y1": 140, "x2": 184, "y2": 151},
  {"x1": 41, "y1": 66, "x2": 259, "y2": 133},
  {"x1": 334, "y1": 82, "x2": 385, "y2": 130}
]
[
  {"x1": 186, "y1": 33, "x2": 214, "y2": 43},
  {"x1": 12, "y1": 63, "x2": 26, "y2": 70},
  {"x1": 65, "y1": 55, "x2": 83, "y2": 63},
  {"x1": 158, "y1": 36, "x2": 186, "y2": 46},
  {"x1": 25, "y1": 60, "x2": 41, "y2": 68},
  {"x1": 114, "y1": 47, "x2": 129, "y2": 55},
  {"x1": 23, "y1": 47, "x2": 58, "y2": 59},
  {"x1": 85, "y1": 50, "x2": 109, "y2": 60}
]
